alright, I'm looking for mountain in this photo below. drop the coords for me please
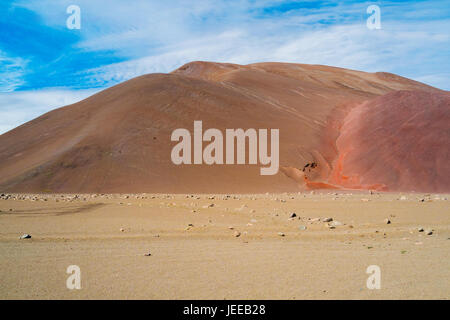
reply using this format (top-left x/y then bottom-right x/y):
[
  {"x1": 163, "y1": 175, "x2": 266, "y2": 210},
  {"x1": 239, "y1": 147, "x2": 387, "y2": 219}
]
[{"x1": 0, "y1": 61, "x2": 448, "y2": 193}]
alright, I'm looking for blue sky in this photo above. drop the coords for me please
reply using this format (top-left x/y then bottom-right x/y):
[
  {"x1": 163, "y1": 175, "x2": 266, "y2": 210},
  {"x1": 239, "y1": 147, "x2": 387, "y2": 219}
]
[{"x1": 0, "y1": 0, "x2": 449, "y2": 133}]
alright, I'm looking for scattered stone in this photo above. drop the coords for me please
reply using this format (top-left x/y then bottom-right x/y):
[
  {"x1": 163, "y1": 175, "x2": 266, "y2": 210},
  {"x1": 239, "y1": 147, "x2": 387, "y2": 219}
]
[
  {"x1": 425, "y1": 229, "x2": 433, "y2": 235},
  {"x1": 144, "y1": 252, "x2": 152, "y2": 256},
  {"x1": 330, "y1": 221, "x2": 343, "y2": 227},
  {"x1": 298, "y1": 225, "x2": 307, "y2": 231},
  {"x1": 418, "y1": 227, "x2": 424, "y2": 232},
  {"x1": 234, "y1": 231, "x2": 241, "y2": 238},
  {"x1": 290, "y1": 213, "x2": 297, "y2": 218},
  {"x1": 119, "y1": 228, "x2": 125, "y2": 232},
  {"x1": 384, "y1": 218, "x2": 391, "y2": 224},
  {"x1": 322, "y1": 217, "x2": 333, "y2": 222},
  {"x1": 20, "y1": 234, "x2": 31, "y2": 239},
  {"x1": 277, "y1": 232, "x2": 285, "y2": 237}
]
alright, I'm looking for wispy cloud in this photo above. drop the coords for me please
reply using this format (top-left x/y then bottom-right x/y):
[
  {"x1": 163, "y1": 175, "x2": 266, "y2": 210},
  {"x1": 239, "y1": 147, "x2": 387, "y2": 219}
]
[
  {"x1": 0, "y1": 51, "x2": 28, "y2": 92},
  {"x1": 80, "y1": 21, "x2": 450, "y2": 90},
  {"x1": 0, "y1": 89, "x2": 98, "y2": 134},
  {"x1": 7, "y1": 0, "x2": 448, "y2": 89}
]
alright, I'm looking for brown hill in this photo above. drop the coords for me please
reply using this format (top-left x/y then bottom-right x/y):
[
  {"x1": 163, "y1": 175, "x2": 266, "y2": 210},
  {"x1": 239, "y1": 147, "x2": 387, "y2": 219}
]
[
  {"x1": 0, "y1": 61, "x2": 447, "y2": 193},
  {"x1": 329, "y1": 90, "x2": 450, "y2": 192}
]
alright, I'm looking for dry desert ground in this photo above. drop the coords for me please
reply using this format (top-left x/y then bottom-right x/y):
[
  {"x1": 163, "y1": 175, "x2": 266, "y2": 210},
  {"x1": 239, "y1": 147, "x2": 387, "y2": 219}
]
[{"x1": 0, "y1": 191, "x2": 449, "y2": 299}]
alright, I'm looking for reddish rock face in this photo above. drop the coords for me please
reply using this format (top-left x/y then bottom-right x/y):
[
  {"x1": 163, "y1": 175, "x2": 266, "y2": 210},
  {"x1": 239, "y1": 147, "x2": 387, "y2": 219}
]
[
  {"x1": 0, "y1": 61, "x2": 447, "y2": 193},
  {"x1": 328, "y1": 90, "x2": 450, "y2": 193}
]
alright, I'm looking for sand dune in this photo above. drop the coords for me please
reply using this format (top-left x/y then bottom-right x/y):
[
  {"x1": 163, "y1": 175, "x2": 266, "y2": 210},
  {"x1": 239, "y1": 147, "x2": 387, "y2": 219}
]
[{"x1": 0, "y1": 61, "x2": 447, "y2": 193}]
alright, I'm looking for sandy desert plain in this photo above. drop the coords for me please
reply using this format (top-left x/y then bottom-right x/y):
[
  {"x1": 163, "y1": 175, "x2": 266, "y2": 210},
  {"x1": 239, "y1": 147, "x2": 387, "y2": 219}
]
[{"x1": 0, "y1": 190, "x2": 449, "y2": 300}]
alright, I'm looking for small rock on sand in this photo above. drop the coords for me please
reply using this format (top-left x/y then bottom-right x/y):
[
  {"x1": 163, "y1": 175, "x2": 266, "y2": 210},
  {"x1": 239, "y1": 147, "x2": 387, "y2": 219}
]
[
  {"x1": 277, "y1": 232, "x2": 285, "y2": 237},
  {"x1": 330, "y1": 221, "x2": 343, "y2": 227},
  {"x1": 20, "y1": 234, "x2": 31, "y2": 239},
  {"x1": 234, "y1": 231, "x2": 241, "y2": 237},
  {"x1": 322, "y1": 217, "x2": 333, "y2": 222},
  {"x1": 384, "y1": 218, "x2": 391, "y2": 224},
  {"x1": 298, "y1": 225, "x2": 307, "y2": 231}
]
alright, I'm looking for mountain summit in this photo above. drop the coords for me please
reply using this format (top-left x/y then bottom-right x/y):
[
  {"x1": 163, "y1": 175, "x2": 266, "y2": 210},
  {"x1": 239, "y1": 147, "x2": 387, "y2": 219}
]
[{"x1": 0, "y1": 61, "x2": 448, "y2": 193}]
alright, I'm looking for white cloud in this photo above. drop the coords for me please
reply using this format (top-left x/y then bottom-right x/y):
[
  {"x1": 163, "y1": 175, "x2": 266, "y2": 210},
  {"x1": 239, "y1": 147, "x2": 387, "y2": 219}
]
[
  {"x1": 0, "y1": 51, "x2": 28, "y2": 92},
  {"x1": 11, "y1": 0, "x2": 450, "y2": 91},
  {"x1": 78, "y1": 22, "x2": 450, "y2": 90},
  {"x1": 0, "y1": 89, "x2": 99, "y2": 134},
  {"x1": 414, "y1": 73, "x2": 450, "y2": 89}
]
